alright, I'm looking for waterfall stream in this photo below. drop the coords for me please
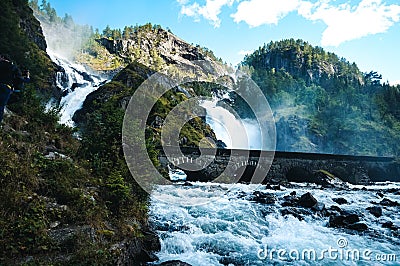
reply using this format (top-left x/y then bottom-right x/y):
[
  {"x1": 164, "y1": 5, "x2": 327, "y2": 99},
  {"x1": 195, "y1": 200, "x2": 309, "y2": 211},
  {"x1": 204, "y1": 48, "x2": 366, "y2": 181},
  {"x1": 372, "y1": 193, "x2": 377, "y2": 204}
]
[{"x1": 48, "y1": 51, "x2": 106, "y2": 126}]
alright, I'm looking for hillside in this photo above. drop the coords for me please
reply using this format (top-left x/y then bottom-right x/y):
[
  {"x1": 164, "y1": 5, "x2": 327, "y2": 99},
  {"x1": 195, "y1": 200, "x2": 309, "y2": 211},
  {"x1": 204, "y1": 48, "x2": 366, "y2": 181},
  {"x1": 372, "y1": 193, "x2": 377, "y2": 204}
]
[
  {"x1": 0, "y1": 0, "x2": 56, "y2": 98},
  {"x1": 1, "y1": 1, "x2": 157, "y2": 265},
  {"x1": 241, "y1": 39, "x2": 400, "y2": 156}
]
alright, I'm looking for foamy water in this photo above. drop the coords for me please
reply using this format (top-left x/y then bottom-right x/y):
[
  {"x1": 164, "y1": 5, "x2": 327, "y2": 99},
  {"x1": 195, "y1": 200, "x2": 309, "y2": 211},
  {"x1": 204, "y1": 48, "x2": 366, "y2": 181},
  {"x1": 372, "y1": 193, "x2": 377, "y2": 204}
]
[
  {"x1": 48, "y1": 51, "x2": 106, "y2": 126},
  {"x1": 149, "y1": 182, "x2": 400, "y2": 265}
]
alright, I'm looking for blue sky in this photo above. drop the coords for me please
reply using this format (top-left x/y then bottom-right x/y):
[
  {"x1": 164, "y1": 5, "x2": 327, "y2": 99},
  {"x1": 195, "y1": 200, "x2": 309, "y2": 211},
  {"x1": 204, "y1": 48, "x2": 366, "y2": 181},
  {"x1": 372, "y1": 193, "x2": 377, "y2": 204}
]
[{"x1": 48, "y1": 0, "x2": 400, "y2": 84}]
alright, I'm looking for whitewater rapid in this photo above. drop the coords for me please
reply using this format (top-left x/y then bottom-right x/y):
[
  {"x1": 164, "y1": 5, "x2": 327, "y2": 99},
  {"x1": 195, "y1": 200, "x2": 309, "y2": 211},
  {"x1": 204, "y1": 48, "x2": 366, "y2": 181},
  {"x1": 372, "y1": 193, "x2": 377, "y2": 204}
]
[{"x1": 149, "y1": 182, "x2": 400, "y2": 265}]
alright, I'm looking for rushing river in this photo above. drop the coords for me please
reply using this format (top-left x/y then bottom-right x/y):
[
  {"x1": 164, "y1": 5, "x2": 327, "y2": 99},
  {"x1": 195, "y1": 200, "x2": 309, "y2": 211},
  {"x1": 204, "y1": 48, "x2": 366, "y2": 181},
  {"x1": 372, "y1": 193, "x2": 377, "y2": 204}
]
[{"x1": 149, "y1": 181, "x2": 400, "y2": 265}]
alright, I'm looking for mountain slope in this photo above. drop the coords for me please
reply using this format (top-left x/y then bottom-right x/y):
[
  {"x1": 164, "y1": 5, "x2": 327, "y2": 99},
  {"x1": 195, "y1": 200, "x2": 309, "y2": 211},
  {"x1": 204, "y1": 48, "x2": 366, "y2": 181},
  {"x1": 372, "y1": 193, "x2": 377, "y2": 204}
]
[
  {"x1": 1, "y1": 1, "x2": 158, "y2": 265},
  {"x1": 0, "y1": 0, "x2": 56, "y2": 97}
]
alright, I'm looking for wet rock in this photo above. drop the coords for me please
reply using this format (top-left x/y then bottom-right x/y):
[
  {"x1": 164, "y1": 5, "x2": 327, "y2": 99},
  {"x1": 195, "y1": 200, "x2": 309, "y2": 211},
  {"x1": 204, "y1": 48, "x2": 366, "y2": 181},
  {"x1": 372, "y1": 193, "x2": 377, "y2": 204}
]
[
  {"x1": 377, "y1": 192, "x2": 384, "y2": 198},
  {"x1": 379, "y1": 198, "x2": 400, "y2": 207},
  {"x1": 312, "y1": 202, "x2": 325, "y2": 212},
  {"x1": 321, "y1": 205, "x2": 342, "y2": 217},
  {"x1": 382, "y1": 221, "x2": 393, "y2": 228},
  {"x1": 333, "y1": 197, "x2": 348, "y2": 205},
  {"x1": 328, "y1": 213, "x2": 361, "y2": 229},
  {"x1": 281, "y1": 194, "x2": 298, "y2": 207},
  {"x1": 250, "y1": 191, "x2": 276, "y2": 204},
  {"x1": 347, "y1": 222, "x2": 368, "y2": 232},
  {"x1": 183, "y1": 181, "x2": 193, "y2": 187},
  {"x1": 298, "y1": 192, "x2": 318, "y2": 208},
  {"x1": 159, "y1": 260, "x2": 193, "y2": 266},
  {"x1": 367, "y1": 206, "x2": 382, "y2": 218},
  {"x1": 290, "y1": 191, "x2": 296, "y2": 196},
  {"x1": 280, "y1": 208, "x2": 304, "y2": 221},
  {"x1": 382, "y1": 221, "x2": 397, "y2": 230}
]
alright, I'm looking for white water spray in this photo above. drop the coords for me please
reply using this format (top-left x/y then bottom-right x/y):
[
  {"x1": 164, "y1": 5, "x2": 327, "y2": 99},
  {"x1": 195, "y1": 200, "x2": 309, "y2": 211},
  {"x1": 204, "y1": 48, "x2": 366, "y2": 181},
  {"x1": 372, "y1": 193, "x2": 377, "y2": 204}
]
[
  {"x1": 47, "y1": 50, "x2": 106, "y2": 126},
  {"x1": 201, "y1": 98, "x2": 262, "y2": 150}
]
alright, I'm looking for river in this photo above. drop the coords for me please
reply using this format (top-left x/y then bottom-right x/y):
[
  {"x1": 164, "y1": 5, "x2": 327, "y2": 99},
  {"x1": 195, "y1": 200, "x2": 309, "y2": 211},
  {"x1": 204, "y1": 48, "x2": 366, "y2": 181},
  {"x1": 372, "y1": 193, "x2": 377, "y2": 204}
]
[{"x1": 149, "y1": 181, "x2": 400, "y2": 265}]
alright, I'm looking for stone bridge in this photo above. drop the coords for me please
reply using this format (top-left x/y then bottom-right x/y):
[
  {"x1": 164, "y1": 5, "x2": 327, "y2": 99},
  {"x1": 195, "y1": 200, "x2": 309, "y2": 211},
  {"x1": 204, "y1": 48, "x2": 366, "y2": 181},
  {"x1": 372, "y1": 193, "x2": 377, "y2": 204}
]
[{"x1": 158, "y1": 147, "x2": 400, "y2": 184}]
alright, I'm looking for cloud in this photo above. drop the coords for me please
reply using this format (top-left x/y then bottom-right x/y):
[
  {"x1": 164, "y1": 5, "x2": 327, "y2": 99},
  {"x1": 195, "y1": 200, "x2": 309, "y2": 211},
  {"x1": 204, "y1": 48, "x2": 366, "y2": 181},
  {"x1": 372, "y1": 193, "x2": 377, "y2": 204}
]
[
  {"x1": 231, "y1": 0, "x2": 301, "y2": 26},
  {"x1": 301, "y1": 0, "x2": 400, "y2": 46},
  {"x1": 177, "y1": 0, "x2": 400, "y2": 46},
  {"x1": 179, "y1": 0, "x2": 235, "y2": 27}
]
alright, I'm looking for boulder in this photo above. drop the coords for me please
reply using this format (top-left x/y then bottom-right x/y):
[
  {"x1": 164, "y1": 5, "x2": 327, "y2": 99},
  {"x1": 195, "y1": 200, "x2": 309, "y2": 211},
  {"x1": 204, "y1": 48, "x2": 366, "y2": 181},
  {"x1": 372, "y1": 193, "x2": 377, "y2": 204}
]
[
  {"x1": 250, "y1": 191, "x2": 276, "y2": 204},
  {"x1": 280, "y1": 208, "x2": 304, "y2": 221},
  {"x1": 382, "y1": 221, "x2": 397, "y2": 230},
  {"x1": 332, "y1": 197, "x2": 348, "y2": 205},
  {"x1": 159, "y1": 260, "x2": 193, "y2": 266},
  {"x1": 328, "y1": 213, "x2": 363, "y2": 230},
  {"x1": 379, "y1": 198, "x2": 400, "y2": 207},
  {"x1": 298, "y1": 192, "x2": 317, "y2": 208},
  {"x1": 321, "y1": 205, "x2": 342, "y2": 217},
  {"x1": 347, "y1": 222, "x2": 368, "y2": 232},
  {"x1": 367, "y1": 206, "x2": 382, "y2": 218},
  {"x1": 281, "y1": 194, "x2": 298, "y2": 207}
]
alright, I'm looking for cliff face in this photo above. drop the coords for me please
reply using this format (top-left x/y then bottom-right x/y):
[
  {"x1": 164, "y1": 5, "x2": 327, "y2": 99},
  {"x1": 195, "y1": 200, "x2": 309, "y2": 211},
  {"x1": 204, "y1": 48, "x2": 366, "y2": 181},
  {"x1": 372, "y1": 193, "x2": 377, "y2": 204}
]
[
  {"x1": 97, "y1": 29, "x2": 205, "y2": 65},
  {"x1": 15, "y1": 2, "x2": 47, "y2": 51},
  {"x1": 0, "y1": 0, "x2": 56, "y2": 97}
]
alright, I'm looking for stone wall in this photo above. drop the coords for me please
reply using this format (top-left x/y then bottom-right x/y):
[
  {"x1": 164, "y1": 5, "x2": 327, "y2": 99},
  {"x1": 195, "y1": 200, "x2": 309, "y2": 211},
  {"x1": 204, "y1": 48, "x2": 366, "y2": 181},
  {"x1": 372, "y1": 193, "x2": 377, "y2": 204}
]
[{"x1": 159, "y1": 148, "x2": 400, "y2": 184}]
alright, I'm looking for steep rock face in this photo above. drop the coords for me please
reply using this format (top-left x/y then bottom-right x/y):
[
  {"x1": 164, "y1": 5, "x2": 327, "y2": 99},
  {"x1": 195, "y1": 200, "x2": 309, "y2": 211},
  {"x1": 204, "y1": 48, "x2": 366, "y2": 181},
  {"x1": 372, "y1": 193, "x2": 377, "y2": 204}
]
[
  {"x1": 16, "y1": 3, "x2": 47, "y2": 51},
  {"x1": 98, "y1": 31, "x2": 204, "y2": 63},
  {"x1": 96, "y1": 27, "x2": 228, "y2": 78},
  {"x1": 0, "y1": 0, "x2": 56, "y2": 98}
]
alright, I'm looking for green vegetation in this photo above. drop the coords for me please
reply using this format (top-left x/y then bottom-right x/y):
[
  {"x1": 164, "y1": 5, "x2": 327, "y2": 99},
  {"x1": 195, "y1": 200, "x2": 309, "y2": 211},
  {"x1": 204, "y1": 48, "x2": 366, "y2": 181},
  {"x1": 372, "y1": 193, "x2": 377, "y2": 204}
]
[
  {"x1": 241, "y1": 38, "x2": 400, "y2": 156},
  {"x1": 1, "y1": 1, "x2": 151, "y2": 264},
  {"x1": 0, "y1": 0, "x2": 56, "y2": 98}
]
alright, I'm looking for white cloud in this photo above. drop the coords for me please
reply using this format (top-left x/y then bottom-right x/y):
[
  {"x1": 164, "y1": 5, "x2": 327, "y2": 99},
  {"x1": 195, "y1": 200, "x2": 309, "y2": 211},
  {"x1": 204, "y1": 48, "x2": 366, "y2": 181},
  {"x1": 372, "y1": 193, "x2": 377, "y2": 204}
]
[
  {"x1": 301, "y1": 0, "x2": 400, "y2": 46},
  {"x1": 177, "y1": 0, "x2": 400, "y2": 46},
  {"x1": 231, "y1": 0, "x2": 301, "y2": 26},
  {"x1": 179, "y1": 0, "x2": 235, "y2": 27}
]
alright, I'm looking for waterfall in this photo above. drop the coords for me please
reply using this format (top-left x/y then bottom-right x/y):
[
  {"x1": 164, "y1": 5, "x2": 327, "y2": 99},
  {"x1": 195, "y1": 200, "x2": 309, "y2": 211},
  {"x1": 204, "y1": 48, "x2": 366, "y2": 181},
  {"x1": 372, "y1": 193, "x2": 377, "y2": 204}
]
[
  {"x1": 200, "y1": 98, "x2": 262, "y2": 150},
  {"x1": 48, "y1": 50, "x2": 107, "y2": 126}
]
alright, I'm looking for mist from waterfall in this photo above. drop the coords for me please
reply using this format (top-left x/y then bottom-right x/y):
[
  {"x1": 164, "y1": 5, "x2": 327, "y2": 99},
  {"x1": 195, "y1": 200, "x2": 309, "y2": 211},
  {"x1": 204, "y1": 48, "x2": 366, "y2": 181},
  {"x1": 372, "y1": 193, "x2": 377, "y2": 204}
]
[{"x1": 201, "y1": 99, "x2": 262, "y2": 150}]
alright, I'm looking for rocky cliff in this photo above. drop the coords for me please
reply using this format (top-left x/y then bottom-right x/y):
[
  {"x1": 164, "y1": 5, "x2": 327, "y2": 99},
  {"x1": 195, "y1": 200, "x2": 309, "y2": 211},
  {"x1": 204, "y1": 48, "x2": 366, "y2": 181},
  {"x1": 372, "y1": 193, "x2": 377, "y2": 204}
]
[{"x1": 0, "y1": 0, "x2": 56, "y2": 98}]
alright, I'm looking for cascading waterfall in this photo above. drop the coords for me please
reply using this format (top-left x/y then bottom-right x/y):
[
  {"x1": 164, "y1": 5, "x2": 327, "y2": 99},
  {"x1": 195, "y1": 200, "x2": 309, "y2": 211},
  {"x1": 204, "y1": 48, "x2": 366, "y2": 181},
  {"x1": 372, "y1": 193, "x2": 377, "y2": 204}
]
[
  {"x1": 200, "y1": 97, "x2": 262, "y2": 150},
  {"x1": 47, "y1": 50, "x2": 106, "y2": 126}
]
